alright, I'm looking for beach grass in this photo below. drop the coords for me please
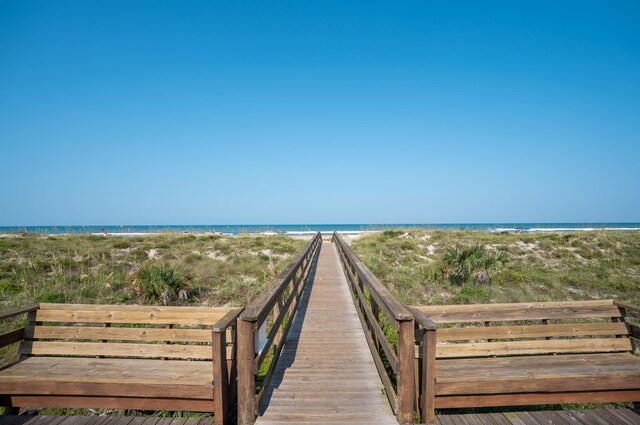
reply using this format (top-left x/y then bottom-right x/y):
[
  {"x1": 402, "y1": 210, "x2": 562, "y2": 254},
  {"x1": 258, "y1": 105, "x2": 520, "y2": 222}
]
[
  {"x1": 0, "y1": 232, "x2": 305, "y2": 370},
  {"x1": 350, "y1": 228, "x2": 640, "y2": 307}
]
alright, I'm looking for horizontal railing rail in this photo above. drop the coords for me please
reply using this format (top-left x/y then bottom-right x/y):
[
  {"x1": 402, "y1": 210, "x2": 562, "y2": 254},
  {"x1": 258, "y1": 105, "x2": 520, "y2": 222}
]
[
  {"x1": 0, "y1": 305, "x2": 39, "y2": 365},
  {"x1": 237, "y1": 232, "x2": 322, "y2": 425},
  {"x1": 332, "y1": 232, "x2": 415, "y2": 424}
]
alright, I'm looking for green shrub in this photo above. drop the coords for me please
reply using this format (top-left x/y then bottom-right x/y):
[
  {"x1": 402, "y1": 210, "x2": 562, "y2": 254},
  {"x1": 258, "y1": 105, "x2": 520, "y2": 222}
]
[
  {"x1": 441, "y1": 245, "x2": 508, "y2": 285},
  {"x1": 128, "y1": 264, "x2": 189, "y2": 305},
  {"x1": 0, "y1": 279, "x2": 22, "y2": 296},
  {"x1": 112, "y1": 239, "x2": 132, "y2": 249}
]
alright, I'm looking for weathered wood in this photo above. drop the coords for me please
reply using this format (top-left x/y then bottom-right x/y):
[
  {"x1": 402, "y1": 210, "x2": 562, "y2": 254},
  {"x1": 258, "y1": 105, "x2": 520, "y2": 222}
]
[
  {"x1": 211, "y1": 308, "x2": 242, "y2": 333},
  {"x1": 411, "y1": 297, "x2": 640, "y2": 414},
  {"x1": 351, "y1": 273, "x2": 399, "y2": 412},
  {"x1": 6, "y1": 395, "x2": 214, "y2": 412},
  {"x1": 25, "y1": 326, "x2": 213, "y2": 342},
  {"x1": 397, "y1": 319, "x2": 415, "y2": 424},
  {"x1": 436, "y1": 322, "x2": 629, "y2": 341},
  {"x1": 19, "y1": 340, "x2": 217, "y2": 359},
  {"x1": 334, "y1": 233, "x2": 413, "y2": 322},
  {"x1": 435, "y1": 390, "x2": 640, "y2": 408},
  {"x1": 349, "y1": 267, "x2": 399, "y2": 373},
  {"x1": 212, "y1": 330, "x2": 228, "y2": 425},
  {"x1": 0, "y1": 328, "x2": 24, "y2": 349},
  {"x1": 436, "y1": 337, "x2": 632, "y2": 358},
  {"x1": 237, "y1": 233, "x2": 322, "y2": 425},
  {"x1": 237, "y1": 318, "x2": 256, "y2": 425},
  {"x1": 412, "y1": 303, "x2": 621, "y2": 323},
  {"x1": 334, "y1": 231, "x2": 420, "y2": 422},
  {"x1": 411, "y1": 307, "x2": 437, "y2": 331},
  {"x1": 1, "y1": 380, "x2": 212, "y2": 399},
  {"x1": 35, "y1": 308, "x2": 228, "y2": 325},
  {"x1": 614, "y1": 301, "x2": 640, "y2": 313},
  {"x1": 254, "y1": 241, "x2": 397, "y2": 425},
  {"x1": 0, "y1": 304, "x2": 240, "y2": 424},
  {"x1": 0, "y1": 305, "x2": 39, "y2": 321},
  {"x1": 422, "y1": 329, "x2": 436, "y2": 425},
  {"x1": 241, "y1": 233, "x2": 321, "y2": 323}
]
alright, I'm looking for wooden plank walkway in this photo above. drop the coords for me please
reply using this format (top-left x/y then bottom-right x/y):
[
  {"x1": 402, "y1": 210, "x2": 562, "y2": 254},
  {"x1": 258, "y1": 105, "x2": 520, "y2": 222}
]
[
  {"x1": 254, "y1": 241, "x2": 397, "y2": 424},
  {"x1": 2, "y1": 409, "x2": 638, "y2": 424},
  {"x1": 436, "y1": 408, "x2": 640, "y2": 424},
  {"x1": 0, "y1": 418, "x2": 207, "y2": 425}
]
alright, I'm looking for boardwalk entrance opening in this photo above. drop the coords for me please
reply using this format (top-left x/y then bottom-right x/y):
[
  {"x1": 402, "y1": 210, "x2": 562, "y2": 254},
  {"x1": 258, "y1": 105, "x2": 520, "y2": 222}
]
[{"x1": 237, "y1": 234, "x2": 407, "y2": 424}]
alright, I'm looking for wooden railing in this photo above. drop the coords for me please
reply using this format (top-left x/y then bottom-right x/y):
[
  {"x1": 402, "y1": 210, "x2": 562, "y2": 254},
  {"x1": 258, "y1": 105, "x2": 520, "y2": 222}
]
[
  {"x1": 332, "y1": 232, "x2": 415, "y2": 424},
  {"x1": 237, "y1": 232, "x2": 322, "y2": 425},
  {"x1": 411, "y1": 308, "x2": 437, "y2": 425}
]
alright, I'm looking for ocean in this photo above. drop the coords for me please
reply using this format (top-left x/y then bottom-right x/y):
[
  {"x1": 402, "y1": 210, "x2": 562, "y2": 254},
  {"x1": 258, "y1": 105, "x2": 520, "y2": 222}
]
[{"x1": 1, "y1": 223, "x2": 639, "y2": 237}]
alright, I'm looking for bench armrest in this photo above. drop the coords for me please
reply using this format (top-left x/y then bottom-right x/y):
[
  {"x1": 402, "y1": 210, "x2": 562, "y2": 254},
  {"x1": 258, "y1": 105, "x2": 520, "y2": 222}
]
[
  {"x1": 410, "y1": 307, "x2": 437, "y2": 331},
  {"x1": 0, "y1": 305, "x2": 38, "y2": 321},
  {"x1": 0, "y1": 305, "x2": 37, "y2": 349},
  {"x1": 212, "y1": 307, "x2": 243, "y2": 333},
  {"x1": 614, "y1": 301, "x2": 640, "y2": 314}
]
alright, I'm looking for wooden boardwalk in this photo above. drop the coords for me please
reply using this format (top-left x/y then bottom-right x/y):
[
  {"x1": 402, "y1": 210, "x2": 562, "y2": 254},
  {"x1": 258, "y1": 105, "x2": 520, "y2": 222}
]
[
  {"x1": 436, "y1": 409, "x2": 640, "y2": 424},
  {"x1": 2, "y1": 408, "x2": 639, "y2": 424},
  {"x1": 254, "y1": 241, "x2": 397, "y2": 424}
]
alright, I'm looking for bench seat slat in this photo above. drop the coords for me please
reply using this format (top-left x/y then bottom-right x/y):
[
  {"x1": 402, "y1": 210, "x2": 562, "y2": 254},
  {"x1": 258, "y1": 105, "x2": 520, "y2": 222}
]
[
  {"x1": 435, "y1": 353, "x2": 640, "y2": 395},
  {"x1": 436, "y1": 322, "x2": 629, "y2": 341},
  {"x1": 38, "y1": 303, "x2": 233, "y2": 313},
  {"x1": 35, "y1": 309, "x2": 227, "y2": 325},
  {"x1": 25, "y1": 326, "x2": 214, "y2": 343},
  {"x1": 6, "y1": 395, "x2": 215, "y2": 413},
  {"x1": 0, "y1": 356, "x2": 215, "y2": 403},
  {"x1": 0, "y1": 356, "x2": 213, "y2": 387},
  {"x1": 413, "y1": 304, "x2": 621, "y2": 323},
  {"x1": 436, "y1": 337, "x2": 633, "y2": 358},
  {"x1": 415, "y1": 300, "x2": 614, "y2": 313},
  {"x1": 19, "y1": 340, "x2": 219, "y2": 359}
]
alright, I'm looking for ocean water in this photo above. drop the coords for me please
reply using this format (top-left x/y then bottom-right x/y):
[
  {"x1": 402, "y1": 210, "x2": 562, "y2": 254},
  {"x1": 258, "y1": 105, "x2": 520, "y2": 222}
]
[{"x1": 1, "y1": 223, "x2": 639, "y2": 236}]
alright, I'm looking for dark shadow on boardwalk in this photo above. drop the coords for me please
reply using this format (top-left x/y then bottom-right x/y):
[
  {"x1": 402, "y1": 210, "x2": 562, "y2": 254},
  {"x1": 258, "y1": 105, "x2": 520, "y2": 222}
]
[{"x1": 257, "y1": 244, "x2": 319, "y2": 414}]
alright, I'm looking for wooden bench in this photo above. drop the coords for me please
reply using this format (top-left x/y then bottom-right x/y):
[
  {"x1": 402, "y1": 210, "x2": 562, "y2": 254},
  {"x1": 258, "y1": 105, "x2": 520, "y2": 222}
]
[
  {"x1": 412, "y1": 300, "x2": 640, "y2": 424},
  {"x1": 0, "y1": 303, "x2": 242, "y2": 425}
]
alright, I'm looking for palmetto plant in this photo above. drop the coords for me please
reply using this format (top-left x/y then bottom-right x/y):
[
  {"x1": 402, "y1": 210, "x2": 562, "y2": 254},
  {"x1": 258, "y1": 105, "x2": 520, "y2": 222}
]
[
  {"x1": 128, "y1": 264, "x2": 190, "y2": 305},
  {"x1": 441, "y1": 244, "x2": 508, "y2": 285}
]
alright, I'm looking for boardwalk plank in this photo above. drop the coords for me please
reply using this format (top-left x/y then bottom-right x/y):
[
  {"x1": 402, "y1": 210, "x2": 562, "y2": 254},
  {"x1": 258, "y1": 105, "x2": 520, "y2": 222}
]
[
  {"x1": 255, "y1": 242, "x2": 396, "y2": 425},
  {"x1": 501, "y1": 412, "x2": 527, "y2": 425},
  {"x1": 592, "y1": 409, "x2": 631, "y2": 425},
  {"x1": 511, "y1": 412, "x2": 542, "y2": 425},
  {"x1": 608, "y1": 409, "x2": 640, "y2": 425}
]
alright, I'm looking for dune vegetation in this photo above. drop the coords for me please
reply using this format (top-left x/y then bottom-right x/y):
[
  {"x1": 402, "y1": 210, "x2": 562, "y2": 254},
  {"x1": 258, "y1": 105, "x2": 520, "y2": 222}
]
[
  {"x1": 0, "y1": 233, "x2": 305, "y2": 310},
  {"x1": 351, "y1": 229, "x2": 640, "y2": 307},
  {"x1": 0, "y1": 233, "x2": 304, "y2": 364}
]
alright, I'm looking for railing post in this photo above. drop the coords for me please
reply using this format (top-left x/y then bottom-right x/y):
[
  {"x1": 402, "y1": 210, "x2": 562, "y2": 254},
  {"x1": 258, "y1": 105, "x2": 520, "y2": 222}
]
[
  {"x1": 212, "y1": 329, "x2": 229, "y2": 425},
  {"x1": 237, "y1": 318, "x2": 256, "y2": 425},
  {"x1": 422, "y1": 329, "x2": 436, "y2": 425},
  {"x1": 371, "y1": 299, "x2": 380, "y2": 350},
  {"x1": 397, "y1": 318, "x2": 416, "y2": 424}
]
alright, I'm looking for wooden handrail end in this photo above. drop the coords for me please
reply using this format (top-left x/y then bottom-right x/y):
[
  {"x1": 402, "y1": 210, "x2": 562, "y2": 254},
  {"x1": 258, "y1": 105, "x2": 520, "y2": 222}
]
[
  {"x1": 212, "y1": 307, "x2": 243, "y2": 332},
  {"x1": 0, "y1": 304, "x2": 39, "y2": 322},
  {"x1": 409, "y1": 307, "x2": 437, "y2": 331},
  {"x1": 615, "y1": 300, "x2": 640, "y2": 313}
]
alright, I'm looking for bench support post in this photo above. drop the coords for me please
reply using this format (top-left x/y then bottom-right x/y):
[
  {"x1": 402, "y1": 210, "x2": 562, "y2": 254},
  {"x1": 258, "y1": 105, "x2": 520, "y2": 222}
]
[
  {"x1": 421, "y1": 329, "x2": 436, "y2": 425},
  {"x1": 212, "y1": 329, "x2": 229, "y2": 425},
  {"x1": 237, "y1": 318, "x2": 256, "y2": 425},
  {"x1": 397, "y1": 319, "x2": 416, "y2": 424}
]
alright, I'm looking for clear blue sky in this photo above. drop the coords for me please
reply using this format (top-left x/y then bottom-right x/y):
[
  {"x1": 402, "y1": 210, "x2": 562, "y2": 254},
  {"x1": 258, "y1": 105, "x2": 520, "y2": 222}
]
[{"x1": 1, "y1": 1, "x2": 639, "y2": 225}]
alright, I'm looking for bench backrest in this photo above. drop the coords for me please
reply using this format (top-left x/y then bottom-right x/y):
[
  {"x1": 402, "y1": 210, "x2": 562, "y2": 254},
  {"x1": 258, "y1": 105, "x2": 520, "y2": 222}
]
[
  {"x1": 413, "y1": 300, "x2": 632, "y2": 359},
  {"x1": 20, "y1": 303, "x2": 238, "y2": 361}
]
